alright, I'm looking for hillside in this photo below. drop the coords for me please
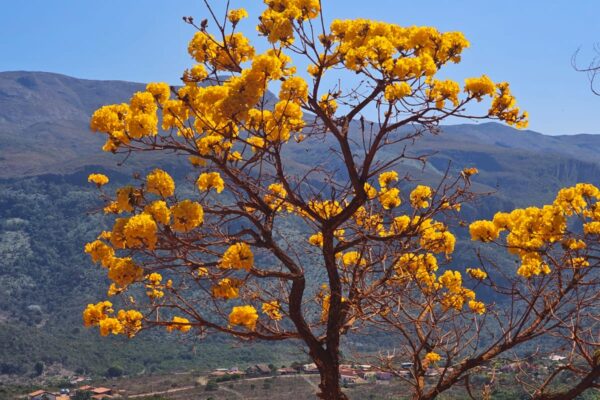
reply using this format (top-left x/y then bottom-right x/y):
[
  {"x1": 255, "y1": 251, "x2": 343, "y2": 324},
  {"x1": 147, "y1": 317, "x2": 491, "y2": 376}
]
[{"x1": 0, "y1": 71, "x2": 599, "y2": 386}]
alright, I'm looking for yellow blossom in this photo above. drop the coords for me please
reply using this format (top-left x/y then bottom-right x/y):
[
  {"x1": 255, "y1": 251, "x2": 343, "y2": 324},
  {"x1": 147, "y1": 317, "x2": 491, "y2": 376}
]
[
  {"x1": 197, "y1": 172, "x2": 225, "y2": 194},
  {"x1": 229, "y1": 305, "x2": 258, "y2": 330},
  {"x1": 146, "y1": 169, "x2": 175, "y2": 197},
  {"x1": 220, "y1": 242, "x2": 254, "y2": 270},
  {"x1": 262, "y1": 301, "x2": 283, "y2": 321},
  {"x1": 88, "y1": 173, "x2": 109, "y2": 187},
  {"x1": 170, "y1": 200, "x2": 204, "y2": 232}
]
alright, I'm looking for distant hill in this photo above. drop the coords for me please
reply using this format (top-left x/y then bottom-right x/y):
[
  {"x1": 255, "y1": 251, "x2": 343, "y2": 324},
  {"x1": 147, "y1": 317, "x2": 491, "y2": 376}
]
[
  {"x1": 0, "y1": 71, "x2": 598, "y2": 386},
  {"x1": 2, "y1": 71, "x2": 599, "y2": 206}
]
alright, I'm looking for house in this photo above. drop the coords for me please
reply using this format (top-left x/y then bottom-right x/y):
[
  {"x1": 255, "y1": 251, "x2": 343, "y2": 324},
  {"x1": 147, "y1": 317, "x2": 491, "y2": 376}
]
[
  {"x1": 56, "y1": 396, "x2": 71, "y2": 400},
  {"x1": 302, "y1": 363, "x2": 319, "y2": 373},
  {"x1": 341, "y1": 375, "x2": 360, "y2": 385},
  {"x1": 78, "y1": 385, "x2": 94, "y2": 392},
  {"x1": 548, "y1": 354, "x2": 567, "y2": 362},
  {"x1": 375, "y1": 371, "x2": 393, "y2": 381},
  {"x1": 28, "y1": 390, "x2": 56, "y2": 400},
  {"x1": 92, "y1": 387, "x2": 113, "y2": 396},
  {"x1": 246, "y1": 364, "x2": 271, "y2": 376},
  {"x1": 277, "y1": 367, "x2": 297, "y2": 375}
]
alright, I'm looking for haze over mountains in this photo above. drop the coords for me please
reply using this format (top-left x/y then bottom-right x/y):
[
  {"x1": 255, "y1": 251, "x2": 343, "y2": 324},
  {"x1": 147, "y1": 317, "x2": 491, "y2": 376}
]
[{"x1": 0, "y1": 70, "x2": 599, "y2": 380}]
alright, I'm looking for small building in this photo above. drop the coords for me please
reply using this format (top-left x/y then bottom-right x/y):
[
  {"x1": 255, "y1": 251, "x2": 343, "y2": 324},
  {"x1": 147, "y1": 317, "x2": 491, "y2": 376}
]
[
  {"x1": 375, "y1": 371, "x2": 393, "y2": 381},
  {"x1": 548, "y1": 354, "x2": 566, "y2": 362},
  {"x1": 28, "y1": 390, "x2": 56, "y2": 400},
  {"x1": 246, "y1": 364, "x2": 271, "y2": 376},
  {"x1": 92, "y1": 387, "x2": 113, "y2": 396},
  {"x1": 277, "y1": 367, "x2": 297, "y2": 375},
  {"x1": 302, "y1": 363, "x2": 319, "y2": 374}
]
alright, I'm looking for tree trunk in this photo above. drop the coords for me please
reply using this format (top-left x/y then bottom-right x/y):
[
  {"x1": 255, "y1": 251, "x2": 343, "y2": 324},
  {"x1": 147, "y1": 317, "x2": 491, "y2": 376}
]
[{"x1": 313, "y1": 348, "x2": 347, "y2": 400}]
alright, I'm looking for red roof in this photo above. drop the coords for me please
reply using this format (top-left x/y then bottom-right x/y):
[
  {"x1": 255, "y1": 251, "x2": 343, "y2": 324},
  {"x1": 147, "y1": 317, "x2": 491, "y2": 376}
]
[
  {"x1": 92, "y1": 387, "x2": 112, "y2": 394},
  {"x1": 78, "y1": 385, "x2": 94, "y2": 390},
  {"x1": 28, "y1": 390, "x2": 48, "y2": 396}
]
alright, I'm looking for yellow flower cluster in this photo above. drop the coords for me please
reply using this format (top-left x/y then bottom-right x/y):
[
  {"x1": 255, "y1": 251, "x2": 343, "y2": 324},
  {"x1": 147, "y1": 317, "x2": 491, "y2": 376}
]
[
  {"x1": 123, "y1": 213, "x2": 158, "y2": 249},
  {"x1": 84, "y1": 240, "x2": 114, "y2": 268},
  {"x1": 379, "y1": 188, "x2": 401, "y2": 210},
  {"x1": 83, "y1": 301, "x2": 143, "y2": 337},
  {"x1": 384, "y1": 82, "x2": 412, "y2": 102},
  {"x1": 144, "y1": 200, "x2": 171, "y2": 225},
  {"x1": 470, "y1": 183, "x2": 600, "y2": 278},
  {"x1": 466, "y1": 268, "x2": 487, "y2": 280},
  {"x1": 229, "y1": 305, "x2": 258, "y2": 330},
  {"x1": 419, "y1": 219, "x2": 456, "y2": 256},
  {"x1": 257, "y1": 0, "x2": 320, "y2": 44},
  {"x1": 171, "y1": 200, "x2": 204, "y2": 232},
  {"x1": 329, "y1": 20, "x2": 469, "y2": 78},
  {"x1": 146, "y1": 82, "x2": 170, "y2": 104},
  {"x1": 424, "y1": 351, "x2": 441, "y2": 363},
  {"x1": 227, "y1": 8, "x2": 248, "y2": 24},
  {"x1": 88, "y1": 173, "x2": 109, "y2": 187},
  {"x1": 146, "y1": 169, "x2": 175, "y2": 197},
  {"x1": 410, "y1": 185, "x2": 432, "y2": 209},
  {"x1": 212, "y1": 278, "x2": 243, "y2": 299},
  {"x1": 145, "y1": 272, "x2": 165, "y2": 300},
  {"x1": 264, "y1": 183, "x2": 290, "y2": 211},
  {"x1": 261, "y1": 301, "x2": 283, "y2": 321},
  {"x1": 438, "y1": 270, "x2": 479, "y2": 312},
  {"x1": 309, "y1": 200, "x2": 343, "y2": 219},
  {"x1": 341, "y1": 251, "x2": 366, "y2": 268},
  {"x1": 220, "y1": 242, "x2": 254, "y2": 270},
  {"x1": 196, "y1": 172, "x2": 225, "y2": 194},
  {"x1": 166, "y1": 316, "x2": 192, "y2": 333},
  {"x1": 378, "y1": 171, "x2": 398, "y2": 188},
  {"x1": 395, "y1": 253, "x2": 439, "y2": 289},
  {"x1": 427, "y1": 79, "x2": 460, "y2": 109}
]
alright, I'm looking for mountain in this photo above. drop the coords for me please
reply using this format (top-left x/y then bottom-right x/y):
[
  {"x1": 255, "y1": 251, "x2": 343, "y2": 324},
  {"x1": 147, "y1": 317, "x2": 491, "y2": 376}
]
[{"x1": 0, "y1": 71, "x2": 599, "y2": 386}]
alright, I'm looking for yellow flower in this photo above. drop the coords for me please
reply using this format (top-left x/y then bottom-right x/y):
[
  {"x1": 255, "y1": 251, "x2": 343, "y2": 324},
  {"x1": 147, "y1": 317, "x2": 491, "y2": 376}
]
[
  {"x1": 469, "y1": 220, "x2": 500, "y2": 242},
  {"x1": 464, "y1": 75, "x2": 495, "y2": 100},
  {"x1": 308, "y1": 232, "x2": 323, "y2": 247},
  {"x1": 262, "y1": 301, "x2": 283, "y2": 321},
  {"x1": 166, "y1": 316, "x2": 192, "y2": 333},
  {"x1": 341, "y1": 251, "x2": 366, "y2": 268},
  {"x1": 462, "y1": 167, "x2": 479, "y2": 176},
  {"x1": 117, "y1": 309, "x2": 143, "y2": 337},
  {"x1": 144, "y1": 200, "x2": 171, "y2": 225},
  {"x1": 379, "y1": 188, "x2": 401, "y2": 209},
  {"x1": 146, "y1": 82, "x2": 170, "y2": 104},
  {"x1": 378, "y1": 171, "x2": 398, "y2": 189},
  {"x1": 107, "y1": 257, "x2": 144, "y2": 288},
  {"x1": 384, "y1": 82, "x2": 412, "y2": 102},
  {"x1": 363, "y1": 183, "x2": 377, "y2": 199},
  {"x1": 424, "y1": 352, "x2": 441, "y2": 363},
  {"x1": 410, "y1": 185, "x2": 432, "y2": 209},
  {"x1": 83, "y1": 301, "x2": 113, "y2": 327},
  {"x1": 84, "y1": 240, "x2": 114, "y2": 268},
  {"x1": 229, "y1": 305, "x2": 258, "y2": 330},
  {"x1": 227, "y1": 8, "x2": 248, "y2": 24},
  {"x1": 146, "y1": 169, "x2": 175, "y2": 197},
  {"x1": 439, "y1": 270, "x2": 463, "y2": 293},
  {"x1": 88, "y1": 173, "x2": 109, "y2": 187},
  {"x1": 123, "y1": 213, "x2": 158, "y2": 249},
  {"x1": 170, "y1": 200, "x2": 204, "y2": 232},
  {"x1": 196, "y1": 172, "x2": 225, "y2": 194},
  {"x1": 220, "y1": 242, "x2": 254, "y2": 271},
  {"x1": 468, "y1": 300, "x2": 486, "y2": 315},
  {"x1": 466, "y1": 268, "x2": 487, "y2": 280},
  {"x1": 212, "y1": 278, "x2": 243, "y2": 299}
]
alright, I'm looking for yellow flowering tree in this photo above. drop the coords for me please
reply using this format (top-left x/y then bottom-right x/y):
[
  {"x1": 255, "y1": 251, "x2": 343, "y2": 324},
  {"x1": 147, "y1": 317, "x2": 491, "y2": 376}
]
[{"x1": 79, "y1": 1, "x2": 600, "y2": 399}]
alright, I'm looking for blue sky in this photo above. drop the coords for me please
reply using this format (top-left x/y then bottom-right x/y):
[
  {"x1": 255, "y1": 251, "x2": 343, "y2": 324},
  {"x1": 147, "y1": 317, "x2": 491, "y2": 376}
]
[{"x1": 1, "y1": 0, "x2": 599, "y2": 135}]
